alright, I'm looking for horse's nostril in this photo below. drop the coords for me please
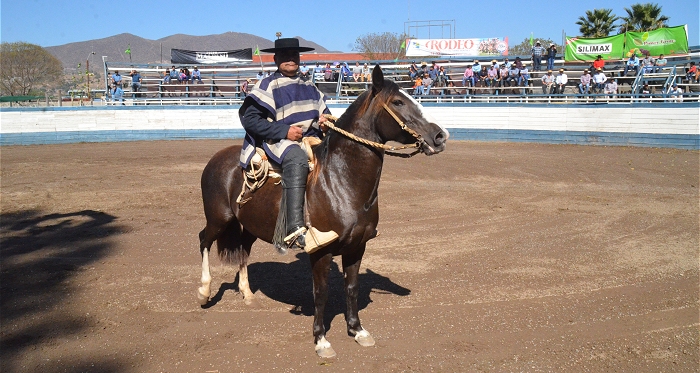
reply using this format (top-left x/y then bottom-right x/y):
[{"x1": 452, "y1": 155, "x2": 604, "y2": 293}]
[{"x1": 434, "y1": 131, "x2": 445, "y2": 146}]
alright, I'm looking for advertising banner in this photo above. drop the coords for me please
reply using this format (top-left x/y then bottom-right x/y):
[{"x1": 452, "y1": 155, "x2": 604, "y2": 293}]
[
  {"x1": 405, "y1": 38, "x2": 509, "y2": 57},
  {"x1": 564, "y1": 34, "x2": 625, "y2": 61},
  {"x1": 623, "y1": 25, "x2": 688, "y2": 57},
  {"x1": 171, "y1": 48, "x2": 253, "y2": 64}
]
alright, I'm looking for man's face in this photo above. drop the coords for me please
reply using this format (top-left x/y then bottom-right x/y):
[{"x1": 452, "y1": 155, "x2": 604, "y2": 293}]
[{"x1": 274, "y1": 50, "x2": 300, "y2": 77}]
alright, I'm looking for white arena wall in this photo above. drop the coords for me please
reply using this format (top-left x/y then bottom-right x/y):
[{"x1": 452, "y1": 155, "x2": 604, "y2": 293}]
[{"x1": 1, "y1": 104, "x2": 698, "y2": 149}]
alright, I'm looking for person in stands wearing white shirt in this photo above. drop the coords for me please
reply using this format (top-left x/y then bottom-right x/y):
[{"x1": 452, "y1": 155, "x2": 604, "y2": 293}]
[
  {"x1": 554, "y1": 68, "x2": 568, "y2": 94},
  {"x1": 604, "y1": 74, "x2": 618, "y2": 97},
  {"x1": 592, "y1": 68, "x2": 607, "y2": 93},
  {"x1": 668, "y1": 83, "x2": 683, "y2": 102}
]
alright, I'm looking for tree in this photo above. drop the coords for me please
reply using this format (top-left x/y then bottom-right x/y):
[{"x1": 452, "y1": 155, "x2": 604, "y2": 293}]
[
  {"x1": 509, "y1": 37, "x2": 560, "y2": 57},
  {"x1": 0, "y1": 42, "x2": 63, "y2": 97},
  {"x1": 353, "y1": 32, "x2": 408, "y2": 61},
  {"x1": 576, "y1": 9, "x2": 619, "y2": 38},
  {"x1": 618, "y1": 3, "x2": 669, "y2": 33}
]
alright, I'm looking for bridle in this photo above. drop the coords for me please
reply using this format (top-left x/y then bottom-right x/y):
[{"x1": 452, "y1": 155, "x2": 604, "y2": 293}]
[{"x1": 322, "y1": 100, "x2": 432, "y2": 158}]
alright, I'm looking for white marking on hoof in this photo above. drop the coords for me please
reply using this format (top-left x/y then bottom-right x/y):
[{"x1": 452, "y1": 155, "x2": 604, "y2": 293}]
[
  {"x1": 315, "y1": 336, "x2": 336, "y2": 358},
  {"x1": 354, "y1": 329, "x2": 375, "y2": 347},
  {"x1": 197, "y1": 287, "x2": 210, "y2": 306}
]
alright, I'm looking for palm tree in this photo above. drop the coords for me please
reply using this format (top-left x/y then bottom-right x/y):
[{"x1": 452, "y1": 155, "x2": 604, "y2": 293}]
[
  {"x1": 618, "y1": 3, "x2": 669, "y2": 33},
  {"x1": 576, "y1": 9, "x2": 619, "y2": 38}
]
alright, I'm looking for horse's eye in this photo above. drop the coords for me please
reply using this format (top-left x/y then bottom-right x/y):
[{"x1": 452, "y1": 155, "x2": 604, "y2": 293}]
[{"x1": 392, "y1": 99, "x2": 403, "y2": 106}]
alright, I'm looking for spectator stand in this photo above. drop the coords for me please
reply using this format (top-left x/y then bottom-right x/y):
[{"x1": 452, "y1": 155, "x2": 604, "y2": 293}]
[{"x1": 102, "y1": 51, "x2": 699, "y2": 105}]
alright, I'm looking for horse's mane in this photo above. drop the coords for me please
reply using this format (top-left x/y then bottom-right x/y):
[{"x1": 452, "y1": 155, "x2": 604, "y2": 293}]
[{"x1": 309, "y1": 79, "x2": 399, "y2": 184}]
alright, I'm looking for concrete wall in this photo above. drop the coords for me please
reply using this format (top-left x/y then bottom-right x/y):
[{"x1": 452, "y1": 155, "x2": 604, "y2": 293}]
[{"x1": 1, "y1": 104, "x2": 698, "y2": 148}]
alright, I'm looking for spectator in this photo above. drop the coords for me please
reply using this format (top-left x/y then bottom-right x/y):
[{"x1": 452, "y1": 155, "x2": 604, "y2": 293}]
[
  {"x1": 579, "y1": 69, "x2": 592, "y2": 94},
  {"x1": 428, "y1": 65, "x2": 438, "y2": 82},
  {"x1": 490, "y1": 59, "x2": 500, "y2": 70},
  {"x1": 112, "y1": 84, "x2": 124, "y2": 105},
  {"x1": 531, "y1": 41, "x2": 545, "y2": 71},
  {"x1": 668, "y1": 83, "x2": 683, "y2": 102},
  {"x1": 422, "y1": 73, "x2": 433, "y2": 95},
  {"x1": 604, "y1": 75, "x2": 618, "y2": 97},
  {"x1": 622, "y1": 54, "x2": 640, "y2": 76},
  {"x1": 112, "y1": 70, "x2": 122, "y2": 87},
  {"x1": 591, "y1": 55, "x2": 605, "y2": 72},
  {"x1": 686, "y1": 62, "x2": 698, "y2": 82},
  {"x1": 436, "y1": 66, "x2": 448, "y2": 87},
  {"x1": 241, "y1": 78, "x2": 251, "y2": 98},
  {"x1": 507, "y1": 64, "x2": 520, "y2": 93},
  {"x1": 541, "y1": 70, "x2": 555, "y2": 94},
  {"x1": 641, "y1": 53, "x2": 655, "y2": 74},
  {"x1": 352, "y1": 62, "x2": 362, "y2": 81},
  {"x1": 462, "y1": 65, "x2": 475, "y2": 88},
  {"x1": 179, "y1": 69, "x2": 187, "y2": 84},
  {"x1": 129, "y1": 69, "x2": 142, "y2": 97},
  {"x1": 554, "y1": 68, "x2": 568, "y2": 94},
  {"x1": 640, "y1": 82, "x2": 652, "y2": 102},
  {"x1": 472, "y1": 60, "x2": 482, "y2": 85},
  {"x1": 362, "y1": 63, "x2": 371, "y2": 82},
  {"x1": 413, "y1": 75, "x2": 424, "y2": 95},
  {"x1": 409, "y1": 61, "x2": 419, "y2": 80},
  {"x1": 498, "y1": 63, "x2": 510, "y2": 94},
  {"x1": 654, "y1": 54, "x2": 667, "y2": 73},
  {"x1": 478, "y1": 65, "x2": 488, "y2": 90},
  {"x1": 162, "y1": 68, "x2": 171, "y2": 84},
  {"x1": 502, "y1": 57, "x2": 511, "y2": 69},
  {"x1": 323, "y1": 63, "x2": 332, "y2": 81},
  {"x1": 513, "y1": 57, "x2": 524, "y2": 69},
  {"x1": 256, "y1": 71, "x2": 264, "y2": 80},
  {"x1": 191, "y1": 66, "x2": 203, "y2": 83},
  {"x1": 299, "y1": 62, "x2": 310, "y2": 78},
  {"x1": 314, "y1": 62, "x2": 324, "y2": 75},
  {"x1": 486, "y1": 63, "x2": 499, "y2": 94},
  {"x1": 518, "y1": 65, "x2": 530, "y2": 92},
  {"x1": 340, "y1": 62, "x2": 351, "y2": 82},
  {"x1": 592, "y1": 68, "x2": 607, "y2": 93},
  {"x1": 169, "y1": 67, "x2": 178, "y2": 83},
  {"x1": 546, "y1": 43, "x2": 557, "y2": 71}
]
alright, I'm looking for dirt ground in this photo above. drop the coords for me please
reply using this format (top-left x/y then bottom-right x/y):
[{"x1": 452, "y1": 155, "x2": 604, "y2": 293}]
[{"x1": 1, "y1": 140, "x2": 698, "y2": 373}]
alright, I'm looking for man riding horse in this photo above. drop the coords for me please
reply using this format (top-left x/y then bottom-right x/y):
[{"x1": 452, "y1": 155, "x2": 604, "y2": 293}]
[{"x1": 238, "y1": 38, "x2": 338, "y2": 254}]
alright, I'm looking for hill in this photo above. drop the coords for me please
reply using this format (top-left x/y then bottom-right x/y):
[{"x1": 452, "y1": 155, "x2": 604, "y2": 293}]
[{"x1": 45, "y1": 32, "x2": 332, "y2": 71}]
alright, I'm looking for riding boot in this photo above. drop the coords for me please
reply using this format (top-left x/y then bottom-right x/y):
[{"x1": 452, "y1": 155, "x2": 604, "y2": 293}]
[{"x1": 282, "y1": 163, "x2": 338, "y2": 254}]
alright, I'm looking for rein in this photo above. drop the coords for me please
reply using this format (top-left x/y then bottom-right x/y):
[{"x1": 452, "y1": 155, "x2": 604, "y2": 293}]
[{"x1": 322, "y1": 102, "x2": 428, "y2": 158}]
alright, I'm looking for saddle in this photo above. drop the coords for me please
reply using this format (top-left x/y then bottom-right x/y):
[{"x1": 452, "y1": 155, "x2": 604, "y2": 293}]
[{"x1": 236, "y1": 137, "x2": 322, "y2": 207}]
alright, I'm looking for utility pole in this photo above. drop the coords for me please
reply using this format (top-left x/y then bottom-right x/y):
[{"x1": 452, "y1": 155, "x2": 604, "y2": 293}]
[{"x1": 86, "y1": 51, "x2": 95, "y2": 105}]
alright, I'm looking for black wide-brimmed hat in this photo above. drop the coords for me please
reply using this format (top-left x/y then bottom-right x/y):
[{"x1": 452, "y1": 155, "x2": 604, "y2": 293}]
[{"x1": 260, "y1": 38, "x2": 315, "y2": 53}]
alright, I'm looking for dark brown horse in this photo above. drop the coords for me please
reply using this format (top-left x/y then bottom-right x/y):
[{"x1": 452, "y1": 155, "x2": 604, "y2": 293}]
[{"x1": 197, "y1": 65, "x2": 447, "y2": 358}]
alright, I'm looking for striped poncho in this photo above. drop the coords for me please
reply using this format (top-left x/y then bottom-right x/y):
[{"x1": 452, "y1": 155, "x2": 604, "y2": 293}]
[{"x1": 238, "y1": 72, "x2": 328, "y2": 167}]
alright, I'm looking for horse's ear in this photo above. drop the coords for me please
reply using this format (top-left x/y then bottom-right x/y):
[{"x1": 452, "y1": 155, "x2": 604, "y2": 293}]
[{"x1": 371, "y1": 64, "x2": 384, "y2": 93}]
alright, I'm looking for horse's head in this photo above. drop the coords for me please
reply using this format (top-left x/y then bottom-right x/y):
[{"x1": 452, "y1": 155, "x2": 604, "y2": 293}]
[{"x1": 362, "y1": 65, "x2": 448, "y2": 155}]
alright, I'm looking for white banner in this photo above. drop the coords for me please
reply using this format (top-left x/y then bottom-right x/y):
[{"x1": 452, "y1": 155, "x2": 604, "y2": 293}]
[{"x1": 406, "y1": 38, "x2": 509, "y2": 57}]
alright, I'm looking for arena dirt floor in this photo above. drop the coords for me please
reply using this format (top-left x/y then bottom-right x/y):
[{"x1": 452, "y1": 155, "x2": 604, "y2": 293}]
[{"x1": 1, "y1": 140, "x2": 698, "y2": 372}]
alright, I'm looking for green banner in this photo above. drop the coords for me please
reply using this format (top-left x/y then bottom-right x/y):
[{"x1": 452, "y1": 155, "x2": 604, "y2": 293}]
[
  {"x1": 623, "y1": 25, "x2": 688, "y2": 58},
  {"x1": 565, "y1": 34, "x2": 625, "y2": 61}
]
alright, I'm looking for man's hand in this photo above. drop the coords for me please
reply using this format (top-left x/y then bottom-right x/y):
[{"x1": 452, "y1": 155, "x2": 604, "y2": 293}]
[
  {"x1": 318, "y1": 115, "x2": 329, "y2": 132},
  {"x1": 287, "y1": 125, "x2": 303, "y2": 141}
]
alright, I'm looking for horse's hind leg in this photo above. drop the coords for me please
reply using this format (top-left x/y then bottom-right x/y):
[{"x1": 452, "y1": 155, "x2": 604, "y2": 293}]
[
  {"x1": 343, "y1": 244, "x2": 374, "y2": 347},
  {"x1": 198, "y1": 222, "x2": 226, "y2": 306}
]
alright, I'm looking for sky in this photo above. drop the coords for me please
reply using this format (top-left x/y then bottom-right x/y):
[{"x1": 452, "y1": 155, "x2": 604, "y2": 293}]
[{"x1": 1, "y1": 0, "x2": 698, "y2": 52}]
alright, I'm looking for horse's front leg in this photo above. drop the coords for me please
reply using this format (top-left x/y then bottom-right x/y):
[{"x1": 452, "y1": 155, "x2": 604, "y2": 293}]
[
  {"x1": 343, "y1": 244, "x2": 374, "y2": 347},
  {"x1": 198, "y1": 246, "x2": 212, "y2": 306},
  {"x1": 310, "y1": 251, "x2": 335, "y2": 358}
]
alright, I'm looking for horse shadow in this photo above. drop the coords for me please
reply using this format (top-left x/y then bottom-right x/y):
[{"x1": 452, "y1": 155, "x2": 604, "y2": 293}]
[
  {"x1": 1, "y1": 208, "x2": 128, "y2": 372},
  {"x1": 207, "y1": 252, "x2": 410, "y2": 331}
]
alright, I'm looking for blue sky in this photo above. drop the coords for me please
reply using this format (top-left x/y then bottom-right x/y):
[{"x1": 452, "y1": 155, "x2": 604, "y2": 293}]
[{"x1": 1, "y1": 0, "x2": 697, "y2": 51}]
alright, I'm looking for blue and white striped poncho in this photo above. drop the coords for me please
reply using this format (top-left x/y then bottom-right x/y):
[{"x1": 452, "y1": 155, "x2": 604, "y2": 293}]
[{"x1": 239, "y1": 72, "x2": 328, "y2": 167}]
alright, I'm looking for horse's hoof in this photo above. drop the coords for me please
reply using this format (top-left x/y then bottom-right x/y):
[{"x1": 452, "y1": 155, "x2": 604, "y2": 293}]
[
  {"x1": 354, "y1": 329, "x2": 375, "y2": 347},
  {"x1": 315, "y1": 337, "x2": 336, "y2": 358},
  {"x1": 197, "y1": 289, "x2": 210, "y2": 306}
]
